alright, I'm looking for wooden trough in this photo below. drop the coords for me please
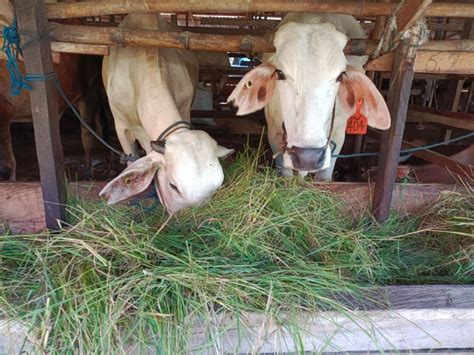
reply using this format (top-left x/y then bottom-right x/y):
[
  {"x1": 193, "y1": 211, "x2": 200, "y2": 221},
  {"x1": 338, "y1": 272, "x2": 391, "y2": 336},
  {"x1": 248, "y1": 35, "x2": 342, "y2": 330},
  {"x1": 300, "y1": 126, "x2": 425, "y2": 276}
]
[
  {"x1": 1, "y1": 285, "x2": 473, "y2": 353},
  {"x1": 1, "y1": 0, "x2": 473, "y2": 353}
]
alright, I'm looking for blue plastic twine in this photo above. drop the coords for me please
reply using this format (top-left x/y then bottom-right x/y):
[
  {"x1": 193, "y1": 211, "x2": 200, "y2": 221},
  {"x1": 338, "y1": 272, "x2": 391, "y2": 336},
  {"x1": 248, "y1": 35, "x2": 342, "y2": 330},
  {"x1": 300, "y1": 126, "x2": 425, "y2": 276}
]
[
  {"x1": 2, "y1": 18, "x2": 32, "y2": 96},
  {"x1": 130, "y1": 184, "x2": 161, "y2": 213}
]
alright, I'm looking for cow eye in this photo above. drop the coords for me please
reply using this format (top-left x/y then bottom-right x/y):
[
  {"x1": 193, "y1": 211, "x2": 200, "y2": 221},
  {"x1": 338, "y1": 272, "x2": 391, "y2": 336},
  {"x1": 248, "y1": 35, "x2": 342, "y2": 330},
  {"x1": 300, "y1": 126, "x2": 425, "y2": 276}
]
[
  {"x1": 246, "y1": 80, "x2": 253, "y2": 88},
  {"x1": 336, "y1": 72, "x2": 346, "y2": 82},
  {"x1": 169, "y1": 183, "x2": 179, "y2": 193}
]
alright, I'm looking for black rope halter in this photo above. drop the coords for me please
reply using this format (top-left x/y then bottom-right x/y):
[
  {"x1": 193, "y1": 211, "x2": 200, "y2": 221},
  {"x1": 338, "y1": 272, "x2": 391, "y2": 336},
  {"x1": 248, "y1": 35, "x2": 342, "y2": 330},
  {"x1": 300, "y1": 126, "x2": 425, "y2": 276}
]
[{"x1": 150, "y1": 120, "x2": 193, "y2": 153}]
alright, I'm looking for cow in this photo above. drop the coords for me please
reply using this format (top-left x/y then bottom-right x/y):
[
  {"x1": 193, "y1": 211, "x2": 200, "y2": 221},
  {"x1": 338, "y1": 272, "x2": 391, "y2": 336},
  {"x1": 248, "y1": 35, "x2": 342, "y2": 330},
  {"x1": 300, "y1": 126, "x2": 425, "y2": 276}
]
[
  {"x1": 228, "y1": 13, "x2": 391, "y2": 180},
  {"x1": 0, "y1": 0, "x2": 105, "y2": 181},
  {"x1": 396, "y1": 145, "x2": 474, "y2": 184},
  {"x1": 99, "y1": 13, "x2": 233, "y2": 213}
]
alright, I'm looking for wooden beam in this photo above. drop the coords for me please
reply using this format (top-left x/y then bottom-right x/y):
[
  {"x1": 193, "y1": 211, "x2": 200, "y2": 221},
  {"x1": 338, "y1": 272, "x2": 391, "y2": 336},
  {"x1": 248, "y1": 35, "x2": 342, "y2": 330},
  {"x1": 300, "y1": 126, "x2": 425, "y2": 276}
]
[
  {"x1": 179, "y1": 26, "x2": 269, "y2": 36},
  {"x1": 51, "y1": 42, "x2": 109, "y2": 56},
  {"x1": 397, "y1": 0, "x2": 433, "y2": 35},
  {"x1": 45, "y1": 1, "x2": 474, "y2": 20},
  {"x1": 14, "y1": 0, "x2": 67, "y2": 229},
  {"x1": 372, "y1": 40, "x2": 416, "y2": 223},
  {"x1": 365, "y1": 50, "x2": 474, "y2": 74},
  {"x1": 421, "y1": 39, "x2": 474, "y2": 52},
  {"x1": 407, "y1": 105, "x2": 474, "y2": 131},
  {"x1": 50, "y1": 23, "x2": 276, "y2": 52},
  {"x1": 427, "y1": 2, "x2": 474, "y2": 18},
  {"x1": 47, "y1": 21, "x2": 474, "y2": 62},
  {"x1": 199, "y1": 17, "x2": 279, "y2": 28},
  {"x1": 0, "y1": 182, "x2": 459, "y2": 234}
]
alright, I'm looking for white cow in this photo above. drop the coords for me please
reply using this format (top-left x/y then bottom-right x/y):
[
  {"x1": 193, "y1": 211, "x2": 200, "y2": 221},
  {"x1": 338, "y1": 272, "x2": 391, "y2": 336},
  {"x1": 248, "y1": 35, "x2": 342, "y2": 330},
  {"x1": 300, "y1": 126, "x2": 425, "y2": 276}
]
[
  {"x1": 100, "y1": 13, "x2": 233, "y2": 213},
  {"x1": 228, "y1": 13, "x2": 391, "y2": 180}
]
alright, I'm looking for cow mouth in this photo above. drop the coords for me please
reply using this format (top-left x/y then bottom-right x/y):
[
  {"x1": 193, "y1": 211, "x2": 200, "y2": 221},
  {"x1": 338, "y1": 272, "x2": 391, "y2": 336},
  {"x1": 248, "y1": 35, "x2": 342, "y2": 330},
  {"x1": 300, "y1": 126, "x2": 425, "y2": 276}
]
[{"x1": 283, "y1": 146, "x2": 330, "y2": 172}]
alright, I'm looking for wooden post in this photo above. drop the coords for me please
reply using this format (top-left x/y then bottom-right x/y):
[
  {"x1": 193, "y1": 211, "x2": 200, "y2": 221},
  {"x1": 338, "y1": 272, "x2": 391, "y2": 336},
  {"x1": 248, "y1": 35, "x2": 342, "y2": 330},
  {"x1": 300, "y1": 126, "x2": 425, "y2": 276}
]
[
  {"x1": 14, "y1": 0, "x2": 67, "y2": 229},
  {"x1": 372, "y1": 39, "x2": 416, "y2": 222}
]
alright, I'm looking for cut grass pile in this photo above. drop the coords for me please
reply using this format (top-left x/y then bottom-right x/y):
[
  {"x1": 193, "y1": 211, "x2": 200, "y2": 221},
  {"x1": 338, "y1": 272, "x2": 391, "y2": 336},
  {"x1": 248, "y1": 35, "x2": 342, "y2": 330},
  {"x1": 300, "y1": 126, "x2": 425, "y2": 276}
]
[{"x1": 0, "y1": 148, "x2": 473, "y2": 353}]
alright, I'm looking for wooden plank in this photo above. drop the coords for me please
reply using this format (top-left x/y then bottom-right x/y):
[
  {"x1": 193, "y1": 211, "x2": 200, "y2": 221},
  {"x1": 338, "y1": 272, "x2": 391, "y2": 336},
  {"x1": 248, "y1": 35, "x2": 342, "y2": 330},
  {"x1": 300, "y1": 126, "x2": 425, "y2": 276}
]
[
  {"x1": 44, "y1": 1, "x2": 474, "y2": 20},
  {"x1": 421, "y1": 39, "x2": 474, "y2": 52},
  {"x1": 365, "y1": 50, "x2": 474, "y2": 74},
  {"x1": 397, "y1": 0, "x2": 432, "y2": 35},
  {"x1": 0, "y1": 182, "x2": 458, "y2": 234},
  {"x1": 186, "y1": 309, "x2": 474, "y2": 352},
  {"x1": 407, "y1": 105, "x2": 474, "y2": 131},
  {"x1": 2, "y1": 286, "x2": 473, "y2": 353},
  {"x1": 51, "y1": 42, "x2": 109, "y2": 56},
  {"x1": 199, "y1": 17, "x2": 279, "y2": 28},
  {"x1": 372, "y1": 40, "x2": 415, "y2": 223},
  {"x1": 14, "y1": 0, "x2": 67, "y2": 229}
]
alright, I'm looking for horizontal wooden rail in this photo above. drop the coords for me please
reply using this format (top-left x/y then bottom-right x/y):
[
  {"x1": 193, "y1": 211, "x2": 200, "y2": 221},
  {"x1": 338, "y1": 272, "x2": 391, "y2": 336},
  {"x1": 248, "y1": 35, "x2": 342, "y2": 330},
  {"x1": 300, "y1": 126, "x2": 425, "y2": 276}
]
[
  {"x1": 45, "y1": 1, "x2": 474, "y2": 20},
  {"x1": 49, "y1": 22, "x2": 474, "y2": 60},
  {"x1": 407, "y1": 105, "x2": 474, "y2": 131},
  {"x1": 2, "y1": 285, "x2": 473, "y2": 352},
  {"x1": 365, "y1": 51, "x2": 474, "y2": 74},
  {"x1": 50, "y1": 23, "x2": 276, "y2": 52},
  {"x1": 199, "y1": 17, "x2": 280, "y2": 28},
  {"x1": 0, "y1": 181, "x2": 460, "y2": 233}
]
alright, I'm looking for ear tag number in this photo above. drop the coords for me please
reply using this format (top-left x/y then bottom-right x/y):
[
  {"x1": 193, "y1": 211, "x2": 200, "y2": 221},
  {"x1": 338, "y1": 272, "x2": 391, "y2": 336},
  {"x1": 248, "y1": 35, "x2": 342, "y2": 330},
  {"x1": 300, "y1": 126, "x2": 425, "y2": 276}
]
[{"x1": 346, "y1": 98, "x2": 368, "y2": 135}]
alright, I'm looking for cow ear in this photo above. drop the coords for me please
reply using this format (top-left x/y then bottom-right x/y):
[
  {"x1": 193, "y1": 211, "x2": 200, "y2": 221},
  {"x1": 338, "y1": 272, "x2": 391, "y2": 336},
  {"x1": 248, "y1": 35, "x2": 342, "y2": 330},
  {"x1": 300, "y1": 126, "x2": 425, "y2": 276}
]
[
  {"x1": 99, "y1": 153, "x2": 160, "y2": 204},
  {"x1": 227, "y1": 63, "x2": 278, "y2": 115},
  {"x1": 338, "y1": 66, "x2": 391, "y2": 130},
  {"x1": 216, "y1": 145, "x2": 234, "y2": 159}
]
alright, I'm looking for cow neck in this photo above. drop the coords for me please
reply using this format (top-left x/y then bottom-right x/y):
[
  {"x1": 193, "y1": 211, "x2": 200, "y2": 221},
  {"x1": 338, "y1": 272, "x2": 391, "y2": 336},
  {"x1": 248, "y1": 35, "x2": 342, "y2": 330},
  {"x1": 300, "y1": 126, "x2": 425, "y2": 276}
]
[{"x1": 150, "y1": 120, "x2": 193, "y2": 153}]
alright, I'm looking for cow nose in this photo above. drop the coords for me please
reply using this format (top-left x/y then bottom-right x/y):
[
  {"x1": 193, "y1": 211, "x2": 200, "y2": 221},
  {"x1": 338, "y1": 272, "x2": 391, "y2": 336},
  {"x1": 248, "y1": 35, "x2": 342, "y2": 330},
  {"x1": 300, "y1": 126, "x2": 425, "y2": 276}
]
[{"x1": 287, "y1": 146, "x2": 327, "y2": 171}]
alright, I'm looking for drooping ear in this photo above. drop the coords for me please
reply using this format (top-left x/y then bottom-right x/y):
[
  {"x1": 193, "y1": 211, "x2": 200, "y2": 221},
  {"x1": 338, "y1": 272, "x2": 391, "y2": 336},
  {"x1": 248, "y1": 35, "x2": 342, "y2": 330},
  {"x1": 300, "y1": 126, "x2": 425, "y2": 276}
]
[
  {"x1": 227, "y1": 63, "x2": 278, "y2": 116},
  {"x1": 216, "y1": 145, "x2": 234, "y2": 159},
  {"x1": 338, "y1": 66, "x2": 391, "y2": 130},
  {"x1": 99, "y1": 153, "x2": 160, "y2": 204}
]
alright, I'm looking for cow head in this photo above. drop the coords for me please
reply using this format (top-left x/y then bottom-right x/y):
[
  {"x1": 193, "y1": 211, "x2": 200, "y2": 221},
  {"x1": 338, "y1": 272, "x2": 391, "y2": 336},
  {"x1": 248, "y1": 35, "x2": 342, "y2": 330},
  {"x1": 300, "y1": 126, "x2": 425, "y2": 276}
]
[
  {"x1": 100, "y1": 130, "x2": 233, "y2": 214},
  {"x1": 228, "y1": 22, "x2": 390, "y2": 173}
]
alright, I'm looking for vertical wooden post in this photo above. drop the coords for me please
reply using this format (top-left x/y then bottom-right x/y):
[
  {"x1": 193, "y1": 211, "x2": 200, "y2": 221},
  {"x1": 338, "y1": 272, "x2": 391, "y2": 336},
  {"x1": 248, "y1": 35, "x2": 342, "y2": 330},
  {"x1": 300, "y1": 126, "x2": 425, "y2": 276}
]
[
  {"x1": 14, "y1": 0, "x2": 67, "y2": 229},
  {"x1": 372, "y1": 39, "x2": 415, "y2": 222}
]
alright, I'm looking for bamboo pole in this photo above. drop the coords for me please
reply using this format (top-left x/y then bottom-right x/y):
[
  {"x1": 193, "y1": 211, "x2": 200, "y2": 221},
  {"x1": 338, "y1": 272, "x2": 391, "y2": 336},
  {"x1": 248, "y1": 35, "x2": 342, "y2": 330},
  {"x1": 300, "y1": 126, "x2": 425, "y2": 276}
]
[
  {"x1": 199, "y1": 18, "x2": 279, "y2": 28},
  {"x1": 50, "y1": 23, "x2": 276, "y2": 52},
  {"x1": 45, "y1": 1, "x2": 474, "y2": 20},
  {"x1": 49, "y1": 23, "x2": 474, "y2": 57}
]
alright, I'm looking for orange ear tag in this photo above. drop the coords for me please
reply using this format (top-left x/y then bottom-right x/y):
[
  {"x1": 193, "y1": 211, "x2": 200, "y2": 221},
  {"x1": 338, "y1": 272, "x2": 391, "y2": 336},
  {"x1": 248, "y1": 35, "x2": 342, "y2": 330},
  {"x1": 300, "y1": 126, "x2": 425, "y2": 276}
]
[{"x1": 346, "y1": 98, "x2": 368, "y2": 135}]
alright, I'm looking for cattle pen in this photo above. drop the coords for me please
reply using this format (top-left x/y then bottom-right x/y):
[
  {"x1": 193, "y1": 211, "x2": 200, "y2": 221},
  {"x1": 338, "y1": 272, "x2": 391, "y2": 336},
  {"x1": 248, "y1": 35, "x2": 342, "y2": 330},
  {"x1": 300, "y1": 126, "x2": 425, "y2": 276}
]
[{"x1": 0, "y1": 0, "x2": 473, "y2": 353}]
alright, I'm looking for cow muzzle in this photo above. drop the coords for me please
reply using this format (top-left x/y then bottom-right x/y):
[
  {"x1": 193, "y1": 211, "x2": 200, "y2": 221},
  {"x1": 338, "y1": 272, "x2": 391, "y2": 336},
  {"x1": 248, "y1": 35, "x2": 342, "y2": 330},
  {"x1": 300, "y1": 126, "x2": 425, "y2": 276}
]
[{"x1": 282, "y1": 146, "x2": 331, "y2": 172}]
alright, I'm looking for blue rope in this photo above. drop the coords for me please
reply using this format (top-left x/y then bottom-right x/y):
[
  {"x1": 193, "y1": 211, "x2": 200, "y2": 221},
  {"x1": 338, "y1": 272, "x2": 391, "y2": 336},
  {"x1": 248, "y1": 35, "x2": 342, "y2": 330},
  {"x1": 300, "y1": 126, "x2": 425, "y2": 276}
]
[
  {"x1": 332, "y1": 131, "x2": 474, "y2": 159},
  {"x1": 129, "y1": 184, "x2": 161, "y2": 212},
  {"x1": 2, "y1": 19, "x2": 31, "y2": 96}
]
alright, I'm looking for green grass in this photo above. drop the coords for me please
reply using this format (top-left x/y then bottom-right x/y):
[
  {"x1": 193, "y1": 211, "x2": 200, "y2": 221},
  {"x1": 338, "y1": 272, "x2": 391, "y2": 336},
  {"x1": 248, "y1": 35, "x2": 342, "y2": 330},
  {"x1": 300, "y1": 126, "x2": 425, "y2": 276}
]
[{"x1": 0, "y1": 147, "x2": 472, "y2": 353}]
